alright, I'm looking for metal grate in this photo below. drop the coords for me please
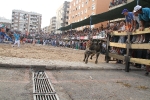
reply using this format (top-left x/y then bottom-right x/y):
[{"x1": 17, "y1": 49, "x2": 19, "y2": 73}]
[
  {"x1": 33, "y1": 71, "x2": 59, "y2": 100},
  {"x1": 34, "y1": 94, "x2": 59, "y2": 100},
  {"x1": 33, "y1": 78, "x2": 55, "y2": 94},
  {"x1": 33, "y1": 71, "x2": 47, "y2": 79}
]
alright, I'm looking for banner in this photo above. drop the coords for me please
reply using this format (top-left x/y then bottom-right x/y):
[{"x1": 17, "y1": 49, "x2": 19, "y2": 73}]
[{"x1": 80, "y1": 36, "x2": 84, "y2": 40}]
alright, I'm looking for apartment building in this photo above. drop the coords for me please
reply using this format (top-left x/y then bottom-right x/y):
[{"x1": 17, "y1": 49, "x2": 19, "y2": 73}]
[
  {"x1": 56, "y1": 1, "x2": 70, "y2": 34},
  {"x1": 42, "y1": 26, "x2": 49, "y2": 34},
  {"x1": 68, "y1": 0, "x2": 110, "y2": 30},
  {"x1": 11, "y1": 10, "x2": 42, "y2": 33},
  {"x1": 49, "y1": 17, "x2": 56, "y2": 34},
  {"x1": 48, "y1": 25, "x2": 51, "y2": 34}
]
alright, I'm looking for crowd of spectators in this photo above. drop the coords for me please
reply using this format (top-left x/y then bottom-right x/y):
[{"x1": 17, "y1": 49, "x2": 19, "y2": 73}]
[
  {"x1": 109, "y1": 0, "x2": 127, "y2": 8},
  {"x1": 0, "y1": 4, "x2": 150, "y2": 75},
  {"x1": 107, "y1": 5, "x2": 150, "y2": 75}
]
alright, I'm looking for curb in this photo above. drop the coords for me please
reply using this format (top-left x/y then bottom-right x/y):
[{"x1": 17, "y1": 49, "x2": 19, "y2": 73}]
[{"x1": 0, "y1": 63, "x2": 143, "y2": 71}]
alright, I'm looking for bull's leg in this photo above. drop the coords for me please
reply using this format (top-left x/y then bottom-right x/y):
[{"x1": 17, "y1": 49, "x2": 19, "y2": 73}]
[
  {"x1": 95, "y1": 53, "x2": 100, "y2": 64},
  {"x1": 85, "y1": 53, "x2": 90, "y2": 64},
  {"x1": 90, "y1": 53, "x2": 95, "y2": 60},
  {"x1": 83, "y1": 51, "x2": 87, "y2": 62}
]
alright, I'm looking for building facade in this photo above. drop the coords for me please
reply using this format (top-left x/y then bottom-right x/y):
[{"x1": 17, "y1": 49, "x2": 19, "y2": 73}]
[
  {"x1": 11, "y1": 10, "x2": 42, "y2": 33},
  {"x1": 49, "y1": 17, "x2": 56, "y2": 34},
  {"x1": 42, "y1": 26, "x2": 49, "y2": 34},
  {"x1": 68, "y1": 0, "x2": 110, "y2": 30},
  {"x1": 56, "y1": 1, "x2": 70, "y2": 34}
]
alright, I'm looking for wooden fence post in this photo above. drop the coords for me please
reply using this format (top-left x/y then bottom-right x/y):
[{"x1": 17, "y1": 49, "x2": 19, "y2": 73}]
[
  {"x1": 106, "y1": 34, "x2": 110, "y2": 63},
  {"x1": 125, "y1": 32, "x2": 131, "y2": 72}
]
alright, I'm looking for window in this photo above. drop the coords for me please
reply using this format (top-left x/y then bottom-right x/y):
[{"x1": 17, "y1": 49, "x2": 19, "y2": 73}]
[
  {"x1": 78, "y1": 4, "x2": 80, "y2": 9},
  {"x1": 78, "y1": 12, "x2": 80, "y2": 16},
  {"x1": 85, "y1": 0, "x2": 88, "y2": 4},
  {"x1": 76, "y1": 0, "x2": 78, "y2": 4},
  {"x1": 81, "y1": 11, "x2": 83, "y2": 15},
  {"x1": 92, "y1": 4, "x2": 95, "y2": 10},
  {"x1": 92, "y1": 12, "x2": 95, "y2": 15},
  {"x1": 85, "y1": 9, "x2": 87, "y2": 13},
  {"x1": 82, "y1": 2, "x2": 84, "y2": 7}
]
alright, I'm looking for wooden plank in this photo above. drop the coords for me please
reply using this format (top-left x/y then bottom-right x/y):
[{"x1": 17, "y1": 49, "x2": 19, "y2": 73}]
[
  {"x1": 132, "y1": 28, "x2": 150, "y2": 35},
  {"x1": 130, "y1": 58, "x2": 150, "y2": 65},
  {"x1": 111, "y1": 31, "x2": 128, "y2": 36},
  {"x1": 109, "y1": 42, "x2": 126, "y2": 48},
  {"x1": 130, "y1": 43, "x2": 150, "y2": 49},
  {"x1": 108, "y1": 53, "x2": 125, "y2": 60}
]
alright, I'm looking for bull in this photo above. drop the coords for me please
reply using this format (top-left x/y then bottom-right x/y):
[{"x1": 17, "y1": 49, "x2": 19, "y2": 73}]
[{"x1": 83, "y1": 40, "x2": 102, "y2": 64}]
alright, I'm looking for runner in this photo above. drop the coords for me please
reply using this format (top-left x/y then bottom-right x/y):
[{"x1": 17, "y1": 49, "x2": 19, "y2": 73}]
[{"x1": 12, "y1": 31, "x2": 20, "y2": 47}]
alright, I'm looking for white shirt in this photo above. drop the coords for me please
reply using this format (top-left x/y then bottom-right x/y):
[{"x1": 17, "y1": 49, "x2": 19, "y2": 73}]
[{"x1": 133, "y1": 15, "x2": 140, "y2": 25}]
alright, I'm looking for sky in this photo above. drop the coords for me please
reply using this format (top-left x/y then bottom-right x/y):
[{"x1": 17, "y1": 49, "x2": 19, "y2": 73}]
[{"x1": 0, "y1": 0, "x2": 72, "y2": 28}]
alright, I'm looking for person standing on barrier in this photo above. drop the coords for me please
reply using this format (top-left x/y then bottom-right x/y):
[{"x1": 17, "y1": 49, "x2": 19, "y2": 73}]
[
  {"x1": 122, "y1": 9, "x2": 134, "y2": 32},
  {"x1": 133, "y1": 5, "x2": 150, "y2": 43},
  {"x1": 133, "y1": 5, "x2": 150, "y2": 69}
]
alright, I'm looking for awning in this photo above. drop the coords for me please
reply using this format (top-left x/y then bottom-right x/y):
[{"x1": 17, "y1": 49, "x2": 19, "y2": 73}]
[{"x1": 58, "y1": 0, "x2": 150, "y2": 31}]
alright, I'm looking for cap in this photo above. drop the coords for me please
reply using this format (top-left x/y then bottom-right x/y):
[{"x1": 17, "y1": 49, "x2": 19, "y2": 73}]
[
  {"x1": 133, "y1": 5, "x2": 142, "y2": 12},
  {"x1": 121, "y1": 9, "x2": 128, "y2": 14}
]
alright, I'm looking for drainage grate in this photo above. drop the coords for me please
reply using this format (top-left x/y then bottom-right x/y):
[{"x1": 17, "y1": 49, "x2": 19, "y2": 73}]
[
  {"x1": 34, "y1": 94, "x2": 59, "y2": 100},
  {"x1": 33, "y1": 71, "x2": 47, "y2": 79},
  {"x1": 33, "y1": 71, "x2": 59, "y2": 100},
  {"x1": 33, "y1": 78, "x2": 55, "y2": 94}
]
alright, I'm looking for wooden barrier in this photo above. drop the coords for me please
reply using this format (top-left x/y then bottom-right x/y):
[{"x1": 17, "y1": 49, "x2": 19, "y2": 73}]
[
  {"x1": 109, "y1": 53, "x2": 125, "y2": 60},
  {"x1": 109, "y1": 42, "x2": 126, "y2": 48},
  {"x1": 106, "y1": 28, "x2": 150, "y2": 72},
  {"x1": 130, "y1": 58, "x2": 150, "y2": 66}
]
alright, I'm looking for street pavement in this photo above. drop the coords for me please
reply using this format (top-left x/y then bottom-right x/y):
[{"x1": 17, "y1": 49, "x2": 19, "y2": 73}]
[
  {"x1": 0, "y1": 67, "x2": 33, "y2": 100},
  {"x1": 46, "y1": 70, "x2": 150, "y2": 100}
]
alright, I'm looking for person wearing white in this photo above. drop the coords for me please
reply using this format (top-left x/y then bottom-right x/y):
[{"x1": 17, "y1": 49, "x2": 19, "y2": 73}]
[{"x1": 12, "y1": 32, "x2": 20, "y2": 47}]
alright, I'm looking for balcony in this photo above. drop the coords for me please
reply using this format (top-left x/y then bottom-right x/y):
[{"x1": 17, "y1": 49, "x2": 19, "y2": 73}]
[{"x1": 109, "y1": 0, "x2": 133, "y2": 10}]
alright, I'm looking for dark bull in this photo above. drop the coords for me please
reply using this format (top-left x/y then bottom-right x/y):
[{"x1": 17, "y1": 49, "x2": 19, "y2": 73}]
[{"x1": 83, "y1": 40, "x2": 102, "y2": 64}]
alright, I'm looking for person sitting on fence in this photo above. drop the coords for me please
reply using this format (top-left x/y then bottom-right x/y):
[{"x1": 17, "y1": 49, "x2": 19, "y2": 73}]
[{"x1": 122, "y1": 9, "x2": 134, "y2": 32}]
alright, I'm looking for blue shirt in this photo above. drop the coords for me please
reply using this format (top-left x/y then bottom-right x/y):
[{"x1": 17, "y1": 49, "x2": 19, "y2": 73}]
[
  {"x1": 14, "y1": 33, "x2": 20, "y2": 41},
  {"x1": 139, "y1": 8, "x2": 150, "y2": 21},
  {"x1": 125, "y1": 12, "x2": 134, "y2": 23}
]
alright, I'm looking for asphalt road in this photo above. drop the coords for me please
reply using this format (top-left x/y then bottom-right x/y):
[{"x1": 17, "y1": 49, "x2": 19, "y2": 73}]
[
  {"x1": 46, "y1": 70, "x2": 150, "y2": 100},
  {"x1": 0, "y1": 67, "x2": 33, "y2": 100}
]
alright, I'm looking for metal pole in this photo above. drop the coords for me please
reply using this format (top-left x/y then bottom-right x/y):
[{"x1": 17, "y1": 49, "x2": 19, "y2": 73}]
[
  {"x1": 89, "y1": 16, "x2": 92, "y2": 39},
  {"x1": 137, "y1": 0, "x2": 139, "y2": 5},
  {"x1": 71, "y1": 24, "x2": 72, "y2": 34}
]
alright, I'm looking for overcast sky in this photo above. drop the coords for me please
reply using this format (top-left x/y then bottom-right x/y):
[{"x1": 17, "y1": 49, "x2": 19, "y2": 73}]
[{"x1": 0, "y1": 0, "x2": 72, "y2": 28}]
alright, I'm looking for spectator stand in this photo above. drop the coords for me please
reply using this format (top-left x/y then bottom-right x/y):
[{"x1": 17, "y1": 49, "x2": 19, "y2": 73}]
[{"x1": 105, "y1": 28, "x2": 150, "y2": 72}]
